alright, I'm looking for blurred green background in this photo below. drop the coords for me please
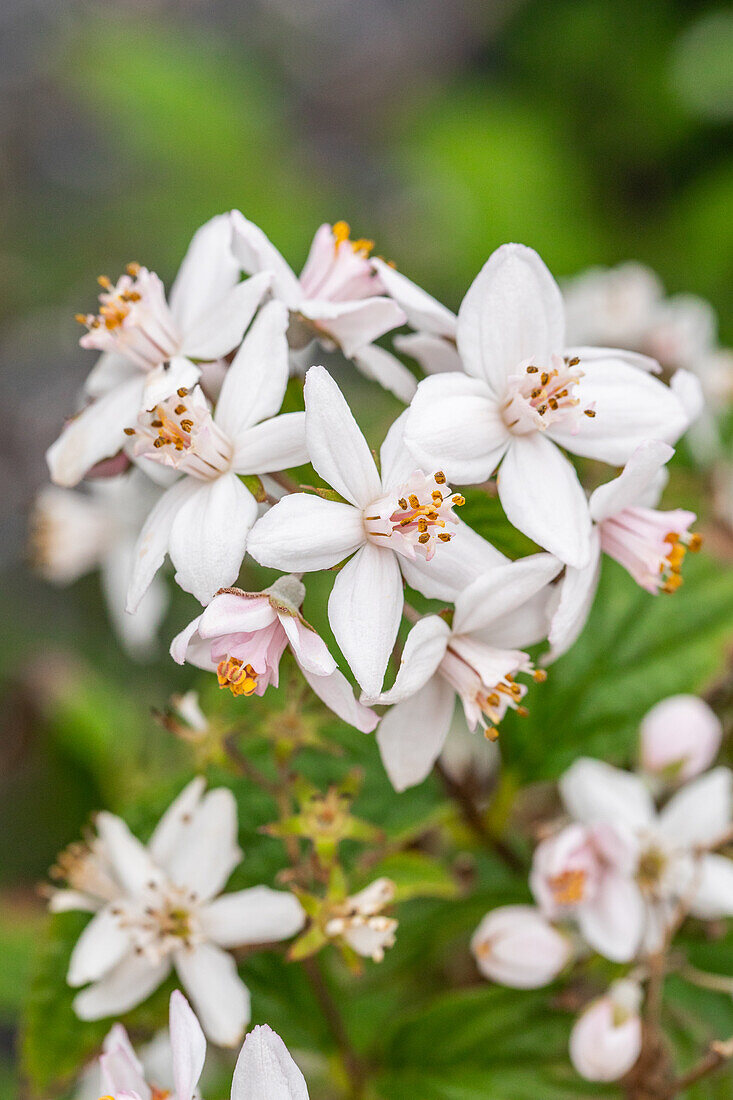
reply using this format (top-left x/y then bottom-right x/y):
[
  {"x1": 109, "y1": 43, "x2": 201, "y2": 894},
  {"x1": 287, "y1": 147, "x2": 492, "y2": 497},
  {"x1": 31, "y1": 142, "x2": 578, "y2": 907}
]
[{"x1": 1, "y1": 0, "x2": 732, "y2": 1095}]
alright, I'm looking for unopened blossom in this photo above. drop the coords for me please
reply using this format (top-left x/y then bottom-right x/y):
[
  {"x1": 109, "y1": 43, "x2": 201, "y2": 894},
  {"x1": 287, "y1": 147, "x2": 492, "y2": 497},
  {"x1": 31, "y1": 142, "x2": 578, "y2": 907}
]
[
  {"x1": 54, "y1": 777, "x2": 305, "y2": 1046},
  {"x1": 247, "y1": 366, "x2": 491, "y2": 696},
  {"x1": 640, "y1": 694, "x2": 723, "y2": 783},
  {"x1": 232, "y1": 1024, "x2": 308, "y2": 1100},
  {"x1": 170, "y1": 576, "x2": 378, "y2": 733},
  {"x1": 369, "y1": 553, "x2": 562, "y2": 790},
  {"x1": 371, "y1": 257, "x2": 461, "y2": 378},
  {"x1": 471, "y1": 905, "x2": 572, "y2": 988},
  {"x1": 530, "y1": 822, "x2": 644, "y2": 962},
  {"x1": 324, "y1": 878, "x2": 397, "y2": 962},
  {"x1": 230, "y1": 214, "x2": 413, "y2": 400},
  {"x1": 569, "y1": 979, "x2": 643, "y2": 1082},
  {"x1": 47, "y1": 215, "x2": 271, "y2": 487},
  {"x1": 125, "y1": 301, "x2": 307, "y2": 608},
  {"x1": 547, "y1": 440, "x2": 700, "y2": 662},
  {"x1": 404, "y1": 244, "x2": 693, "y2": 567},
  {"x1": 560, "y1": 757, "x2": 733, "y2": 955},
  {"x1": 31, "y1": 472, "x2": 168, "y2": 657}
]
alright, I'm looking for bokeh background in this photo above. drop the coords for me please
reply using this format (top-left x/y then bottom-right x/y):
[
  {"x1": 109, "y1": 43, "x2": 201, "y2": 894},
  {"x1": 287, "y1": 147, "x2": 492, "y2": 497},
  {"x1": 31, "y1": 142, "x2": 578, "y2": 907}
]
[{"x1": 1, "y1": 0, "x2": 732, "y2": 1095}]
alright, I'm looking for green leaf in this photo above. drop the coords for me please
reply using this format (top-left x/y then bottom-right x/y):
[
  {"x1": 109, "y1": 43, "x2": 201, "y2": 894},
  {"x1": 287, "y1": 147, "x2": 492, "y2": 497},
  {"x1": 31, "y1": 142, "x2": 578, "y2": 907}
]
[{"x1": 369, "y1": 852, "x2": 459, "y2": 902}]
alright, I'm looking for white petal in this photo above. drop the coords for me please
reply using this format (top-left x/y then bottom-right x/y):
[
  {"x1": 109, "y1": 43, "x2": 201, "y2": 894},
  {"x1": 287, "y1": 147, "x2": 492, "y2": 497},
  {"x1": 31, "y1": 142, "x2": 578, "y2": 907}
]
[
  {"x1": 299, "y1": 665, "x2": 379, "y2": 732},
  {"x1": 199, "y1": 594, "x2": 276, "y2": 639},
  {"x1": 394, "y1": 333, "x2": 462, "y2": 375},
  {"x1": 46, "y1": 376, "x2": 145, "y2": 488},
  {"x1": 182, "y1": 272, "x2": 274, "y2": 363},
  {"x1": 199, "y1": 886, "x2": 305, "y2": 947},
  {"x1": 95, "y1": 811, "x2": 164, "y2": 895},
  {"x1": 168, "y1": 476, "x2": 258, "y2": 605},
  {"x1": 164, "y1": 787, "x2": 242, "y2": 902},
  {"x1": 101, "y1": 540, "x2": 169, "y2": 659},
  {"x1": 328, "y1": 543, "x2": 403, "y2": 697},
  {"x1": 73, "y1": 952, "x2": 171, "y2": 1020},
  {"x1": 560, "y1": 759, "x2": 655, "y2": 830},
  {"x1": 371, "y1": 259, "x2": 457, "y2": 337},
  {"x1": 278, "y1": 615, "x2": 335, "y2": 676},
  {"x1": 232, "y1": 413, "x2": 308, "y2": 475},
  {"x1": 376, "y1": 676, "x2": 455, "y2": 791},
  {"x1": 577, "y1": 873, "x2": 645, "y2": 963},
  {"x1": 230, "y1": 211, "x2": 302, "y2": 307},
  {"x1": 404, "y1": 372, "x2": 509, "y2": 484},
  {"x1": 303, "y1": 366, "x2": 381, "y2": 507},
  {"x1": 565, "y1": 345, "x2": 661, "y2": 374},
  {"x1": 126, "y1": 478, "x2": 198, "y2": 613},
  {"x1": 299, "y1": 297, "x2": 405, "y2": 358},
  {"x1": 489, "y1": 587, "x2": 555, "y2": 650},
  {"x1": 232, "y1": 1024, "x2": 308, "y2": 1100},
  {"x1": 378, "y1": 409, "x2": 417, "y2": 489},
  {"x1": 657, "y1": 768, "x2": 732, "y2": 849},
  {"x1": 670, "y1": 368, "x2": 704, "y2": 426},
  {"x1": 400, "y1": 517, "x2": 507, "y2": 602},
  {"x1": 142, "y1": 358, "x2": 201, "y2": 409},
  {"x1": 589, "y1": 441, "x2": 674, "y2": 523},
  {"x1": 452, "y1": 553, "x2": 562, "y2": 636},
  {"x1": 547, "y1": 358, "x2": 689, "y2": 465},
  {"x1": 498, "y1": 435, "x2": 592, "y2": 568},
  {"x1": 100, "y1": 1027, "x2": 150, "y2": 1100},
  {"x1": 688, "y1": 854, "x2": 733, "y2": 919},
  {"x1": 545, "y1": 531, "x2": 602, "y2": 664},
  {"x1": 351, "y1": 344, "x2": 417, "y2": 403},
  {"x1": 169, "y1": 990, "x2": 207, "y2": 1100},
  {"x1": 456, "y1": 243, "x2": 564, "y2": 395},
  {"x1": 215, "y1": 300, "x2": 290, "y2": 439},
  {"x1": 174, "y1": 943, "x2": 250, "y2": 1048},
  {"x1": 247, "y1": 494, "x2": 365, "y2": 572},
  {"x1": 67, "y1": 904, "x2": 131, "y2": 987},
  {"x1": 85, "y1": 352, "x2": 138, "y2": 398},
  {"x1": 169, "y1": 213, "x2": 242, "y2": 327},
  {"x1": 370, "y1": 615, "x2": 451, "y2": 705},
  {"x1": 148, "y1": 777, "x2": 207, "y2": 869}
]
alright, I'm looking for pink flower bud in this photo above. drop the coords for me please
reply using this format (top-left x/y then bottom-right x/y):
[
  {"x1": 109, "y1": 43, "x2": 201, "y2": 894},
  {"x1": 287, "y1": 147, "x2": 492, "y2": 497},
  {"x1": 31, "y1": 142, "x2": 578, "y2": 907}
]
[
  {"x1": 471, "y1": 905, "x2": 572, "y2": 989},
  {"x1": 570, "y1": 980, "x2": 643, "y2": 1082},
  {"x1": 640, "y1": 694, "x2": 722, "y2": 782}
]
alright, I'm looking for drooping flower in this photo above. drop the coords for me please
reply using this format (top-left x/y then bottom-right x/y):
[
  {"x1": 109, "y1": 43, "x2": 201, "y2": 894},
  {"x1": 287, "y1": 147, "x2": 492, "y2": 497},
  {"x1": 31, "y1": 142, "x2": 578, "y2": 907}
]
[
  {"x1": 404, "y1": 244, "x2": 693, "y2": 566},
  {"x1": 569, "y1": 979, "x2": 643, "y2": 1083},
  {"x1": 52, "y1": 777, "x2": 305, "y2": 1046},
  {"x1": 230, "y1": 214, "x2": 414, "y2": 400},
  {"x1": 547, "y1": 440, "x2": 700, "y2": 662},
  {"x1": 232, "y1": 1024, "x2": 309, "y2": 1100},
  {"x1": 368, "y1": 554, "x2": 562, "y2": 790},
  {"x1": 125, "y1": 301, "x2": 308, "y2": 608},
  {"x1": 47, "y1": 215, "x2": 272, "y2": 487},
  {"x1": 247, "y1": 366, "x2": 500, "y2": 696},
  {"x1": 170, "y1": 576, "x2": 378, "y2": 733},
  {"x1": 324, "y1": 878, "x2": 398, "y2": 961},
  {"x1": 639, "y1": 694, "x2": 723, "y2": 783},
  {"x1": 31, "y1": 472, "x2": 168, "y2": 657},
  {"x1": 471, "y1": 905, "x2": 572, "y2": 988}
]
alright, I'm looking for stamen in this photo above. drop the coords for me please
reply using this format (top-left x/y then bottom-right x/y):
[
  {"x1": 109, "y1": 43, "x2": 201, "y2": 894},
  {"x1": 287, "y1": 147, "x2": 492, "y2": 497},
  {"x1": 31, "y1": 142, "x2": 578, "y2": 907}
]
[{"x1": 217, "y1": 656, "x2": 259, "y2": 697}]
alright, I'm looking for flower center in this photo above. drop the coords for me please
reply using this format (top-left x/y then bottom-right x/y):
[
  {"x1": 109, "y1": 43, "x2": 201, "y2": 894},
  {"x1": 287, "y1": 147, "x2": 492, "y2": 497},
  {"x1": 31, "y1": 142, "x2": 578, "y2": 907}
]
[
  {"x1": 548, "y1": 869, "x2": 587, "y2": 907},
  {"x1": 636, "y1": 846, "x2": 668, "y2": 891},
  {"x1": 112, "y1": 883, "x2": 202, "y2": 963},
  {"x1": 217, "y1": 656, "x2": 259, "y2": 697},
  {"x1": 125, "y1": 386, "x2": 233, "y2": 480},
  {"x1": 76, "y1": 264, "x2": 180, "y2": 370},
  {"x1": 439, "y1": 639, "x2": 546, "y2": 740},
  {"x1": 364, "y1": 471, "x2": 464, "y2": 561},
  {"x1": 501, "y1": 355, "x2": 596, "y2": 435},
  {"x1": 600, "y1": 507, "x2": 701, "y2": 594}
]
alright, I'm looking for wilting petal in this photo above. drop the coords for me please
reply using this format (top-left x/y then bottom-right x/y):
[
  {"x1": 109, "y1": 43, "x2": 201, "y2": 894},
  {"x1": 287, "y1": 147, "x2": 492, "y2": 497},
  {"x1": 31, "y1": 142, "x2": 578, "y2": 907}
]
[
  {"x1": 657, "y1": 767, "x2": 732, "y2": 849},
  {"x1": 371, "y1": 258, "x2": 457, "y2": 337},
  {"x1": 394, "y1": 332, "x2": 462, "y2": 375},
  {"x1": 299, "y1": 665, "x2": 379, "y2": 732},
  {"x1": 299, "y1": 296, "x2": 405, "y2": 358},
  {"x1": 164, "y1": 787, "x2": 242, "y2": 902},
  {"x1": 560, "y1": 759, "x2": 655, "y2": 831},
  {"x1": 230, "y1": 211, "x2": 302, "y2": 306},
  {"x1": 215, "y1": 300, "x2": 290, "y2": 439},
  {"x1": 46, "y1": 376, "x2": 145, "y2": 488},
  {"x1": 232, "y1": 413, "x2": 308, "y2": 475},
  {"x1": 148, "y1": 776, "x2": 207, "y2": 870},
  {"x1": 126, "y1": 478, "x2": 198, "y2": 613},
  {"x1": 67, "y1": 904, "x2": 132, "y2": 987},
  {"x1": 169, "y1": 213, "x2": 241, "y2": 327},
  {"x1": 304, "y1": 366, "x2": 381, "y2": 507},
  {"x1": 371, "y1": 615, "x2": 451, "y2": 705},
  {"x1": 328, "y1": 542, "x2": 403, "y2": 697},
  {"x1": 577, "y1": 872, "x2": 645, "y2": 962},
  {"x1": 232, "y1": 1025, "x2": 308, "y2": 1100},
  {"x1": 688, "y1": 854, "x2": 733, "y2": 919},
  {"x1": 73, "y1": 951, "x2": 171, "y2": 1020},
  {"x1": 247, "y1": 494, "x2": 365, "y2": 572},
  {"x1": 498, "y1": 435, "x2": 592, "y2": 568},
  {"x1": 169, "y1": 990, "x2": 207, "y2": 1100},
  {"x1": 456, "y1": 244, "x2": 565, "y2": 395},
  {"x1": 174, "y1": 942, "x2": 250, "y2": 1048},
  {"x1": 199, "y1": 886, "x2": 305, "y2": 947},
  {"x1": 452, "y1": 553, "x2": 562, "y2": 636},
  {"x1": 376, "y1": 675, "x2": 455, "y2": 791},
  {"x1": 589, "y1": 441, "x2": 673, "y2": 523},
  {"x1": 351, "y1": 344, "x2": 417, "y2": 403}
]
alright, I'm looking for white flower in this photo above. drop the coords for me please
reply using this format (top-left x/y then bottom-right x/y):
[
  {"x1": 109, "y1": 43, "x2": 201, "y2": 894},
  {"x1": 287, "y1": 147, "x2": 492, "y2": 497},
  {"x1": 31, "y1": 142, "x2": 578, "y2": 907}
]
[
  {"x1": 471, "y1": 905, "x2": 572, "y2": 988},
  {"x1": 547, "y1": 440, "x2": 700, "y2": 662},
  {"x1": 640, "y1": 694, "x2": 723, "y2": 783},
  {"x1": 371, "y1": 257, "x2": 461, "y2": 377},
  {"x1": 47, "y1": 215, "x2": 272, "y2": 487},
  {"x1": 369, "y1": 554, "x2": 561, "y2": 790},
  {"x1": 560, "y1": 757, "x2": 733, "y2": 955},
  {"x1": 404, "y1": 244, "x2": 692, "y2": 567},
  {"x1": 247, "y1": 366, "x2": 496, "y2": 696},
  {"x1": 56, "y1": 778, "x2": 305, "y2": 1046},
  {"x1": 232, "y1": 1024, "x2": 308, "y2": 1100},
  {"x1": 125, "y1": 301, "x2": 307, "y2": 608},
  {"x1": 170, "y1": 576, "x2": 378, "y2": 733},
  {"x1": 569, "y1": 979, "x2": 643, "y2": 1083},
  {"x1": 31, "y1": 472, "x2": 168, "y2": 657},
  {"x1": 230, "y1": 214, "x2": 413, "y2": 400},
  {"x1": 324, "y1": 878, "x2": 397, "y2": 962}
]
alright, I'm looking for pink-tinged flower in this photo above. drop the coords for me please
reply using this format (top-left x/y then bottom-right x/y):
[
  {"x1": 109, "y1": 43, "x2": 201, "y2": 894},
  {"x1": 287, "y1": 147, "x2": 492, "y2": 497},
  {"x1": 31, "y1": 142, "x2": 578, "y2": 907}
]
[
  {"x1": 53, "y1": 777, "x2": 305, "y2": 1047},
  {"x1": 47, "y1": 215, "x2": 272, "y2": 487},
  {"x1": 324, "y1": 878, "x2": 398, "y2": 962},
  {"x1": 170, "y1": 576, "x2": 378, "y2": 733},
  {"x1": 125, "y1": 301, "x2": 307, "y2": 608},
  {"x1": 247, "y1": 366, "x2": 505, "y2": 696},
  {"x1": 368, "y1": 554, "x2": 561, "y2": 790},
  {"x1": 232, "y1": 1024, "x2": 308, "y2": 1100},
  {"x1": 546, "y1": 440, "x2": 700, "y2": 662},
  {"x1": 569, "y1": 979, "x2": 643, "y2": 1082},
  {"x1": 31, "y1": 472, "x2": 168, "y2": 658},
  {"x1": 371, "y1": 257, "x2": 461, "y2": 378},
  {"x1": 640, "y1": 694, "x2": 723, "y2": 783},
  {"x1": 471, "y1": 905, "x2": 572, "y2": 988},
  {"x1": 404, "y1": 244, "x2": 693, "y2": 567},
  {"x1": 530, "y1": 823, "x2": 644, "y2": 962},
  {"x1": 560, "y1": 757, "x2": 733, "y2": 955},
  {"x1": 230, "y1": 214, "x2": 414, "y2": 401}
]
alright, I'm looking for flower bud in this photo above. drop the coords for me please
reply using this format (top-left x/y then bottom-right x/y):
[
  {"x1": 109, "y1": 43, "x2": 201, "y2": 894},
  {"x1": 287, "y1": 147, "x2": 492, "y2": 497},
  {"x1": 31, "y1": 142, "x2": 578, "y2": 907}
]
[
  {"x1": 570, "y1": 979, "x2": 643, "y2": 1082},
  {"x1": 471, "y1": 905, "x2": 571, "y2": 989},
  {"x1": 640, "y1": 694, "x2": 722, "y2": 782}
]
